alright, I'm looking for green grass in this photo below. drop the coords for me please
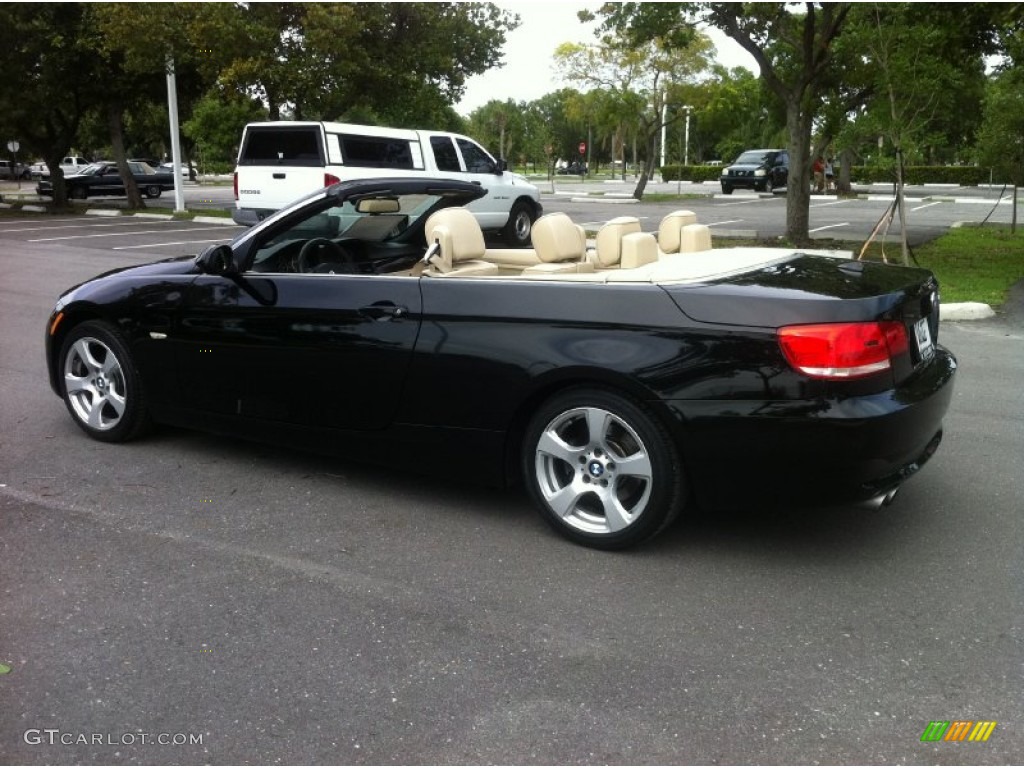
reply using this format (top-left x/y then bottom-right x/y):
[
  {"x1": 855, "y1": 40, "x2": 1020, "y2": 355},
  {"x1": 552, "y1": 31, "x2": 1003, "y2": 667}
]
[{"x1": 862, "y1": 226, "x2": 1024, "y2": 305}]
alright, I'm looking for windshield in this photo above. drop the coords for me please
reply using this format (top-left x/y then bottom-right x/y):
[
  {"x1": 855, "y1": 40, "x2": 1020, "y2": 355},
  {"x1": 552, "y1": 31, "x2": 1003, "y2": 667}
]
[{"x1": 734, "y1": 151, "x2": 776, "y2": 165}]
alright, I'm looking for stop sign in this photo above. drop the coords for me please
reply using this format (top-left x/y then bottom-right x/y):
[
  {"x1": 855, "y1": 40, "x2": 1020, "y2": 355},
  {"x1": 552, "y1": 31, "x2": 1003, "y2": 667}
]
[{"x1": 578, "y1": 142, "x2": 586, "y2": 155}]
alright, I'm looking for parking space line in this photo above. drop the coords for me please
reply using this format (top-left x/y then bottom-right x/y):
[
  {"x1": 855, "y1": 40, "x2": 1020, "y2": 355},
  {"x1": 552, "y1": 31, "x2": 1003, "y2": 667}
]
[
  {"x1": 809, "y1": 223, "x2": 849, "y2": 233},
  {"x1": 706, "y1": 219, "x2": 743, "y2": 227},
  {"x1": 912, "y1": 201, "x2": 942, "y2": 212},
  {"x1": 2, "y1": 219, "x2": 188, "y2": 234},
  {"x1": 112, "y1": 238, "x2": 233, "y2": 250},
  {"x1": 28, "y1": 226, "x2": 236, "y2": 242},
  {"x1": 810, "y1": 199, "x2": 852, "y2": 208}
]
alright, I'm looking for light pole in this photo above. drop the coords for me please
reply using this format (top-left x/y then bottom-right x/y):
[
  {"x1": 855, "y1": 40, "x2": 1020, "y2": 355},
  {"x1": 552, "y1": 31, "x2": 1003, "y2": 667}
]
[{"x1": 684, "y1": 106, "x2": 691, "y2": 168}]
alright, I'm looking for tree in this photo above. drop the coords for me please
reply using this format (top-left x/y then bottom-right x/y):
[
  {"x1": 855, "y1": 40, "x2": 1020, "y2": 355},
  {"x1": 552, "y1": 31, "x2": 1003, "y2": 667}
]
[
  {"x1": 183, "y1": 90, "x2": 268, "y2": 166},
  {"x1": 554, "y1": 32, "x2": 712, "y2": 198},
  {"x1": 976, "y1": 67, "x2": 1024, "y2": 233},
  {"x1": 0, "y1": 3, "x2": 105, "y2": 207},
  {"x1": 590, "y1": 2, "x2": 853, "y2": 239}
]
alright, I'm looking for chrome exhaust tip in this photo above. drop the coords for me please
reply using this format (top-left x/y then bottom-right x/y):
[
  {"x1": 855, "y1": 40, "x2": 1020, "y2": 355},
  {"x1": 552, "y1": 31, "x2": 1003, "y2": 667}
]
[{"x1": 858, "y1": 486, "x2": 900, "y2": 511}]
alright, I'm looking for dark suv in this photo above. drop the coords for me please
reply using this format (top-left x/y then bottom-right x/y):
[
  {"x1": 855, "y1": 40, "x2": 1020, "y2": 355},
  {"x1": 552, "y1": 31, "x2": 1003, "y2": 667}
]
[{"x1": 720, "y1": 149, "x2": 788, "y2": 194}]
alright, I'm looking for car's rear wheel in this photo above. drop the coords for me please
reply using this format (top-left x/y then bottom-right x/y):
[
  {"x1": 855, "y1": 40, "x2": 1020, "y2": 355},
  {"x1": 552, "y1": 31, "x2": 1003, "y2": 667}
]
[
  {"x1": 145, "y1": 185, "x2": 161, "y2": 199},
  {"x1": 69, "y1": 187, "x2": 87, "y2": 200},
  {"x1": 503, "y1": 200, "x2": 535, "y2": 248},
  {"x1": 59, "y1": 321, "x2": 149, "y2": 443},
  {"x1": 523, "y1": 388, "x2": 685, "y2": 549}
]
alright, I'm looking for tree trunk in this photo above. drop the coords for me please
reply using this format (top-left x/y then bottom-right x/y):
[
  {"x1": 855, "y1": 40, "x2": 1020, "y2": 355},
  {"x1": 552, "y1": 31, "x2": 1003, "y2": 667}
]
[
  {"x1": 632, "y1": 133, "x2": 659, "y2": 200},
  {"x1": 1013, "y1": 184, "x2": 1018, "y2": 235},
  {"x1": 43, "y1": 153, "x2": 68, "y2": 208},
  {"x1": 784, "y1": 98, "x2": 813, "y2": 242},
  {"x1": 837, "y1": 147, "x2": 853, "y2": 194},
  {"x1": 108, "y1": 104, "x2": 145, "y2": 209},
  {"x1": 894, "y1": 148, "x2": 910, "y2": 265}
]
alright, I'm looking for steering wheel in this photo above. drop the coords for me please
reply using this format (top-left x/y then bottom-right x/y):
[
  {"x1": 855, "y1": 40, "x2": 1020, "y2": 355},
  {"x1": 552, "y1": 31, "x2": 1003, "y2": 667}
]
[{"x1": 296, "y1": 238, "x2": 354, "y2": 273}]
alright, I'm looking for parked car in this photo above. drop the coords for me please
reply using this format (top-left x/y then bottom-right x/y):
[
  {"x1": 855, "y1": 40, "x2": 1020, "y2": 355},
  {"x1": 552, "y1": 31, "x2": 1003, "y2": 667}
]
[
  {"x1": 720, "y1": 148, "x2": 789, "y2": 194},
  {"x1": 159, "y1": 161, "x2": 196, "y2": 180},
  {"x1": 59, "y1": 156, "x2": 91, "y2": 175},
  {"x1": 28, "y1": 160, "x2": 48, "y2": 179},
  {"x1": 36, "y1": 161, "x2": 175, "y2": 199},
  {"x1": 556, "y1": 161, "x2": 588, "y2": 175},
  {"x1": 44, "y1": 176, "x2": 956, "y2": 549},
  {"x1": 232, "y1": 121, "x2": 542, "y2": 246},
  {"x1": 0, "y1": 160, "x2": 31, "y2": 180}
]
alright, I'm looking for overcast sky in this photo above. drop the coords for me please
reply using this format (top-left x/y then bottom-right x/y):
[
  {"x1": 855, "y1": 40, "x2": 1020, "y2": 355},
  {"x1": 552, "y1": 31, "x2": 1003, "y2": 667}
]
[{"x1": 456, "y1": 1, "x2": 758, "y2": 115}]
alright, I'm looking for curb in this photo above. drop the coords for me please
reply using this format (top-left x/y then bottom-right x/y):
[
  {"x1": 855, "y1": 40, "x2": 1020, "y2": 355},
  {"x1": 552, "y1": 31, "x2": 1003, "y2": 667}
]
[
  {"x1": 568, "y1": 196, "x2": 638, "y2": 204},
  {"x1": 940, "y1": 302, "x2": 995, "y2": 321}
]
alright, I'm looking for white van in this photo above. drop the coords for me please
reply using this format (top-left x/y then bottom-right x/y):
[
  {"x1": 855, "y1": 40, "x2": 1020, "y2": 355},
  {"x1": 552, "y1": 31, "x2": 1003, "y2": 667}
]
[{"x1": 232, "y1": 121, "x2": 543, "y2": 246}]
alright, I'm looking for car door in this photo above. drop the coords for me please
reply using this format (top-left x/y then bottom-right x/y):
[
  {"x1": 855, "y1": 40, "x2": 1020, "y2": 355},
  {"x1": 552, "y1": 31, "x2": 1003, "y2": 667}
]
[
  {"x1": 425, "y1": 134, "x2": 509, "y2": 230},
  {"x1": 172, "y1": 204, "x2": 423, "y2": 431}
]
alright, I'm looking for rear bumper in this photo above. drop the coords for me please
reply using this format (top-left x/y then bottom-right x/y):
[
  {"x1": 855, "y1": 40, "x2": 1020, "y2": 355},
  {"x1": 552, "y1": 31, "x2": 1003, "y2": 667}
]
[
  {"x1": 232, "y1": 207, "x2": 272, "y2": 227},
  {"x1": 669, "y1": 345, "x2": 957, "y2": 510}
]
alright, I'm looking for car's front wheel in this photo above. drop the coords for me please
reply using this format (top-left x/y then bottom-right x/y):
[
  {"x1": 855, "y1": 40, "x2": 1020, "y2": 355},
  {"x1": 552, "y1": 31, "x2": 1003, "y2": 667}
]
[
  {"x1": 762, "y1": 177, "x2": 774, "y2": 193},
  {"x1": 721, "y1": 184, "x2": 733, "y2": 195},
  {"x1": 523, "y1": 388, "x2": 686, "y2": 549},
  {"x1": 145, "y1": 185, "x2": 162, "y2": 199},
  {"x1": 59, "y1": 321, "x2": 149, "y2": 442},
  {"x1": 503, "y1": 200, "x2": 536, "y2": 248}
]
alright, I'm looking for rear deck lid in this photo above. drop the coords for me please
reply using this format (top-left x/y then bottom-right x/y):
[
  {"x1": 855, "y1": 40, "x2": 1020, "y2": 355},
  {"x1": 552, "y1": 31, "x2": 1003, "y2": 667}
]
[{"x1": 663, "y1": 254, "x2": 941, "y2": 382}]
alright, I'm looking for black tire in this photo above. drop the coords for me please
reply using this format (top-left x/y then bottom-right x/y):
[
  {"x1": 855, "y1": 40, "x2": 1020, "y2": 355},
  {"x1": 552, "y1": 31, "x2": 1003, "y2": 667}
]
[
  {"x1": 522, "y1": 387, "x2": 686, "y2": 550},
  {"x1": 58, "y1": 321, "x2": 150, "y2": 443},
  {"x1": 721, "y1": 184, "x2": 733, "y2": 195},
  {"x1": 145, "y1": 185, "x2": 161, "y2": 199},
  {"x1": 763, "y1": 177, "x2": 774, "y2": 193},
  {"x1": 69, "y1": 186, "x2": 88, "y2": 200},
  {"x1": 503, "y1": 200, "x2": 535, "y2": 248}
]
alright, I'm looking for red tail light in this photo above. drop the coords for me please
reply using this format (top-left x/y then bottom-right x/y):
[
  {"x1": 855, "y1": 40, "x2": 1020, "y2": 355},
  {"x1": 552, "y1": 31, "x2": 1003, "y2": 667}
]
[
  {"x1": 778, "y1": 321, "x2": 908, "y2": 380},
  {"x1": 324, "y1": 173, "x2": 340, "y2": 187},
  {"x1": 233, "y1": 171, "x2": 238, "y2": 200}
]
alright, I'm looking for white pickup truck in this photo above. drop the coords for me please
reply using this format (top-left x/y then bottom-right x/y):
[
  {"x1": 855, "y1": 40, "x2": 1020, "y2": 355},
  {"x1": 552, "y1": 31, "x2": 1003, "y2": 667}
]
[
  {"x1": 31, "y1": 156, "x2": 92, "y2": 178},
  {"x1": 232, "y1": 122, "x2": 542, "y2": 246}
]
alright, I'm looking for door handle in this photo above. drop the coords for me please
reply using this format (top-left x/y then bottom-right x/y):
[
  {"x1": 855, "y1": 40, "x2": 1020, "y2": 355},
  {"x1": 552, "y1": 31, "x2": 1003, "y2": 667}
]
[
  {"x1": 359, "y1": 302, "x2": 408, "y2": 321},
  {"x1": 272, "y1": 172, "x2": 286, "y2": 179}
]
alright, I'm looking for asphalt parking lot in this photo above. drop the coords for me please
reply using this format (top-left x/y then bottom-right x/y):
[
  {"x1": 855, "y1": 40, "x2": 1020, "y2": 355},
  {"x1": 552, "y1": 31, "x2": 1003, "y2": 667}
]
[{"x1": 0, "y1": 213, "x2": 1021, "y2": 764}]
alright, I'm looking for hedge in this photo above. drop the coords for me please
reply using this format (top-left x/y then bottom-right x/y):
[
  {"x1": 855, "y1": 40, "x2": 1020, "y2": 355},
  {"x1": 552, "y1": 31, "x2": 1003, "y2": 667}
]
[{"x1": 660, "y1": 164, "x2": 723, "y2": 182}]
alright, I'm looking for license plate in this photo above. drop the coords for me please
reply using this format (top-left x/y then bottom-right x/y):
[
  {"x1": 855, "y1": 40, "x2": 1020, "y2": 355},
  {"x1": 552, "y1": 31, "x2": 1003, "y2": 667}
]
[{"x1": 914, "y1": 317, "x2": 935, "y2": 361}]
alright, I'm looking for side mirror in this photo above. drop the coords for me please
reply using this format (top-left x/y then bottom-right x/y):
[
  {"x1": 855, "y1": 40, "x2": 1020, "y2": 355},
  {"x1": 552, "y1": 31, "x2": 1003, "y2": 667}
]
[
  {"x1": 196, "y1": 244, "x2": 237, "y2": 275},
  {"x1": 496, "y1": 158, "x2": 507, "y2": 173}
]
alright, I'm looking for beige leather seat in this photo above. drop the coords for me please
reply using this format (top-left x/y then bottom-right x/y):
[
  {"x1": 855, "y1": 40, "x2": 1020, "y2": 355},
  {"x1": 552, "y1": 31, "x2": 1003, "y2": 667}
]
[
  {"x1": 593, "y1": 216, "x2": 642, "y2": 268},
  {"x1": 421, "y1": 208, "x2": 499, "y2": 277},
  {"x1": 679, "y1": 223, "x2": 712, "y2": 252},
  {"x1": 657, "y1": 210, "x2": 698, "y2": 254},
  {"x1": 619, "y1": 232, "x2": 659, "y2": 269},
  {"x1": 521, "y1": 212, "x2": 594, "y2": 275}
]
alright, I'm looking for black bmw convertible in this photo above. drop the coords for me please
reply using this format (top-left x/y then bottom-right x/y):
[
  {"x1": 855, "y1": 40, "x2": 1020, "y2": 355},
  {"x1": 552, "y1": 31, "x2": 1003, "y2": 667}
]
[{"x1": 45, "y1": 177, "x2": 956, "y2": 549}]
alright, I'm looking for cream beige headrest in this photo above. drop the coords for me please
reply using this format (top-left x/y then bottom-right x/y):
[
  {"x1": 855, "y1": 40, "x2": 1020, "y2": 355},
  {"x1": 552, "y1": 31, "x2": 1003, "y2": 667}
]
[
  {"x1": 679, "y1": 223, "x2": 712, "y2": 252},
  {"x1": 620, "y1": 232, "x2": 658, "y2": 269},
  {"x1": 657, "y1": 210, "x2": 698, "y2": 253},
  {"x1": 594, "y1": 216, "x2": 641, "y2": 267},
  {"x1": 423, "y1": 208, "x2": 486, "y2": 270},
  {"x1": 531, "y1": 212, "x2": 585, "y2": 263}
]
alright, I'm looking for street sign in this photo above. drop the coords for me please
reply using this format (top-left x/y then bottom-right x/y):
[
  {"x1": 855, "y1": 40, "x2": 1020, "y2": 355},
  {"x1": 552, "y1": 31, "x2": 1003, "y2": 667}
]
[
  {"x1": 578, "y1": 142, "x2": 586, "y2": 155},
  {"x1": 6, "y1": 140, "x2": 19, "y2": 153}
]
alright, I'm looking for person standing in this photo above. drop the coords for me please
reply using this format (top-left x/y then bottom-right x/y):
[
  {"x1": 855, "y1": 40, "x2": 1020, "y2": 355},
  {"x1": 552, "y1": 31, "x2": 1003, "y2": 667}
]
[
  {"x1": 824, "y1": 157, "x2": 835, "y2": 193},
  {"x1": 812, "y1": 156, "x2": 825, "y2": 193}
]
